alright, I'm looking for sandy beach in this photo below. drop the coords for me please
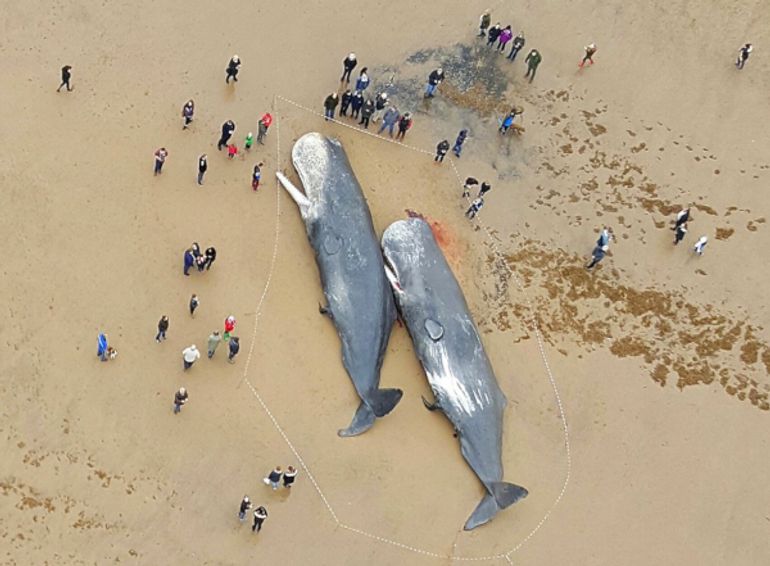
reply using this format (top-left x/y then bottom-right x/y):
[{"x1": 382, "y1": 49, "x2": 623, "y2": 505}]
[{"x1": 1, "y1": 0, "x2": 769, "y2": 564}]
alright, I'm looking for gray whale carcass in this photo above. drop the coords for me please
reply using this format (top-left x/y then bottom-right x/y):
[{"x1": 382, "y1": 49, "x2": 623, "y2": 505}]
[
  {"x1": 381, "y1": 217, "x2": 527, "y2": 530},
  {"x1": 276, "y1": 132, "x2": 402, "y2": 437}
]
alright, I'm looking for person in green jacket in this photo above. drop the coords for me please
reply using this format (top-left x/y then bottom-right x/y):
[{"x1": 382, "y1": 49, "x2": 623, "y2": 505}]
[
  {"x1": 524, "y1": 49, "x2": 542, "y2": 82},
  {"x1": 207, "y1": 331, "x2": 222, "y2": 359}
]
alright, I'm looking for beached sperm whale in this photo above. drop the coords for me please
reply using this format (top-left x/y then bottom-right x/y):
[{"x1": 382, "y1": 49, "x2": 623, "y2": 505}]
[
  {"x1": 381, "y1": 217, "x2": 527, "y2": 530},
  {"x1": 275, "y1": 132, "x2": 402, "y2": 437}
]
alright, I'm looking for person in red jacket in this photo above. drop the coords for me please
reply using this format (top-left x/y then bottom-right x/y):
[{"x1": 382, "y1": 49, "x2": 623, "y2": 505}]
[
  {"x1": 224, "y1": 315, "x2": 236, "y2": 341},
  {"x1": 257, "y1": 113, "x2": 273, "y2": 145}
]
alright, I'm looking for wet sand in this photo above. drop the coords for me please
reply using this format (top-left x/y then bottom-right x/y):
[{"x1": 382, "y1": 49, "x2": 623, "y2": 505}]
[{"x1": 1, "y1": 0, "x2": 769, "y2": 564}]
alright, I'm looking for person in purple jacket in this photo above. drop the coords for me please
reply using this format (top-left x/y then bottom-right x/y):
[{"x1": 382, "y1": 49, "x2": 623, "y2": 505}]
[{"x1": 497, "y1": 25, "x2": 513, "y2": 52}]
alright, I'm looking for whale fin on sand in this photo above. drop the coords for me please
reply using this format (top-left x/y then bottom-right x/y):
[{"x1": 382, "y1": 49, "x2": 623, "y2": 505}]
[
  {"x1": 464, "y1": 482, "x2": 528, "y2": 530},
  {"x1": 337, "y1": 389, "x2": 403, "y2": 437},
  {"x1": 338, "y1": 401, "x2": 376, "y2": 437},
  {"x1": 370, "y1": 388, "x2": 403, "y2": 417}
]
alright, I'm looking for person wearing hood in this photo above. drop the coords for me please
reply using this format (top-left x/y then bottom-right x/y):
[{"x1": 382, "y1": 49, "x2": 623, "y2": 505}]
[
  {"x1": 378, "y1": 106, "x2": 400, "y2": 137},
  {"x1": 478, "y1": 10, "x2": 491, "y2": 37},
  {"x1": 424, "y1": 68, "x2": 445, "y2": 98},
  {"x1": 524, "y1": 49, "x2": 542, "y2": 82},
  {"x1": 350, "y1": 90, "x2": 364, "y2": 119},
  {"x1": 508, "y1": 32, "x2": 525, "y2": 61},
  {"x1": 341, "y1": 53, "x2": 357, "y2": 83},
  {"x1": 371, "y1": 92, "x2": 389, "y2": 123},
  {"x1": 355, "y1": 67, "x2": 370, "y2": 91},
  {"x1": 359, "y1": 97, "x2": 375, "y2": 129},
  {"x1": 452, "y1": 129, "x2": 468, "y2": 157},
  {"x1": 323, "y1": 92, "x2": 339, "y2": 121},
  {"x1": 226, "y1": 55, "x2": 241, "y2": 83},
  {"x1": 486, "y1": 23, "x2": 502, "y2": 47},
  {"x1": 497, "y1": 26, "x2": 513, "y2": 52},
  {"x1": 340, "y1": 89, "x2": 353, "y2": 116}
]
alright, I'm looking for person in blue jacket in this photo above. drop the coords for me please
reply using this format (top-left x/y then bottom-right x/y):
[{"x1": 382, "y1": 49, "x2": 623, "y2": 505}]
[
  {"x1": 97, "y1": 333, "x2": 108, "y2": 361},
  {"x1": 453, "y1": 129, "x2": 468, "y2": 157}
]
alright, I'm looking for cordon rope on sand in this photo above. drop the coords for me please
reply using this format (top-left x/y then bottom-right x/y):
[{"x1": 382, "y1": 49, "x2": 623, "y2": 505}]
[{"x1": 237, "y1": 95, "x2": 571, "y2": 563}]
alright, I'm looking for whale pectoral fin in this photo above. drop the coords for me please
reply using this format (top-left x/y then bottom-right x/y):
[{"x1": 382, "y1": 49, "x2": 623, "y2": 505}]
[
  {"x1": 276, "y1": 171, "x2": 311, "y2": 211},
  {"x1": 338, "y1": 402, "x2": 376, "y2": 437},
  {"x1": 421, "y1": 395, "x2": 440, "y2": 412},
  {"x1": 318, "y1": 303, "x2": 334, "y2": 320}
]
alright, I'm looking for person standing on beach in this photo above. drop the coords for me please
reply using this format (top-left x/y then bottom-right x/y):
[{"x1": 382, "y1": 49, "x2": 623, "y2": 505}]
[
  {"x1": 435, "y1": 140, "x2": 450, "y2": 163},
  {"x1": 674, "y1": 224, "x2": 687, "y2": 245},
  {"x1": 204, "y1": 246, "x2": 216, "y2": 270},
  {"x1": 207, "y1": 331, "x2": 222, "y2": 359},
  {"x1": 340, "y1": 89, "x2": 353, "y2": 117},
  {"x1": 497, "y1": 25, "x2": 513, "y2": 52},
  {"x1": 579, "y1": 43, "x2": 597, "y2": 67},
  {"x1": 673, "y1": 207, "x2": 691, "y2": 230},
  {"x1": 371, "y1": 92, "x2": 389, "y2": 123},
  {"x1": 507, "y1": 32, "x2": 525, "y2": 61},
  {"x1": 197, "y1": 154, "x2": 207, "y2": 185},
  {"x1": 597, "y1": 227, "x2": 613, "y2": 248},
  {"x1": 57, "y1": 65, "x2": 73, "y2": 92},
  {"x1": 486, "y1": 23, "x2": 502, "y2": 47},
  {"x1": 479, "y1": 182, "x2": 492, "y2": 198},
  {"x1": 257, "y1": 113, "x2": 272, "y2": 145},
  {"x1": 355, "y1": 68, "x2": 370, "y2": 92},
  {"x1": 252, "y1": 507, "x2": 268, "y2": 533},
  {"x1": 184, "y1": 248, "x2": 195, "y2": 276},
  {"x1": 360, "y1": 97, "x2": 375, "y2": 129},
  {"x1": 224, "y1": 315, "x2": 236, "y2": 342},
  {"x1": 350, "y1": 90, "x2": 364, "y2": 119},
  {"x1": 182, "y1": 345, "x2": 201, "y2": 370},
  {"x1": 424, "y1": 68, "x2": 445, "y2": 98},
  {"x1": 218, "y1": 120, "x2": 236, "y2": 151},
  {"x1": 226, "y1": 55, "x2": 241, "y2": 83},
  {"x1": 156, "y1": 315, "x2": 169, "y2": 343},
  {"x1": 97, "y1": 333, "x2": 109, "y2": 361},
  {"x1": 395, "y1": 112, "x2": 412, "y2": 140},
  {"x1": 585, "y1": 244, "x2": 607, "y2": 269},
  {"x1": 324, "y1": 92, "x2": 339, "y2": 121},
  {"x1": 244, "y1": 132, "x2": 254, "y2": 151},
  {"x1": 463, "y1": 177, "x2": 479, "y2": 198},
  {"x1": 252, "y1": 162, "x2": 263, "y2": 191},
  {"x1": 238, "y1": 496, "x2": 251, "y2": 521},
  {"x1": 182, "y1": 99, "x2": 195, "y2": 129},
  {"x1": 736, "y1": 43, "x2": 753, "y2": 69},
  {"x1": 693, "y1": 236, "x2": 708, "y2": 256},
  {"x1": 227, "y1": 143, "x2": 238, "y2": 159},
  {"x1": 478, "y1": 10, "x2": 491, "y2": 37},
  {"x1": 228, "y1": 336, "x2": 240, "y2": 364},
  {"x1": 264, "y1": 467, "x2": 282, "y2": 490},
  {"x1": 525, "y1": 49, "x2": 542, "y2": 82},
  {"x1": 154, "y1": 148, "x2": 168, "y2": 176},
  {"x1": 452, "y1": 129, "x2": 468, "y2": 157},
  {"x1": 378, "y1": 106, "x2": 400, "y2": 137},
  {"x1": 283, "y1": 466, "x2": 298, "y2": 488},
  {"x1": 189, "y1": 294, "x2": 200, "y2": 317},
  {"x1": 465, "y1": 197, "x2": 484, "y2": 219},
  {"x1": 173, "y1": 387, "x2": 188, "y2": 414},
  {"x1": 341, "y1": 53, "x2": 357, "y2": 83}
]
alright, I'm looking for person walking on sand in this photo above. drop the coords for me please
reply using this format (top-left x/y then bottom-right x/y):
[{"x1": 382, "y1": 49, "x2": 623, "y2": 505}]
[
  {"x1": 238, "y1": 496, "x2": 251, "y2": 521},
  {"x1": 486, "y1": 23, "x2": 502, "y2": 47},
  {"x1": 579, "y1": 43, "x2": 597, "y2": 67},
  {"x1": 173, "y1": 387, "x2": 188, "y2": 414},
  {"x1": 224, "y1": 315, "x2": 236, "y2": 342},
  {"x1": 586, "y1": 244, "x2": 608, "y2": 269},
  {"x1": 218, "y1": 120, "x2": 236, "y2": 151},
  {"x1": 324, "y1": 92, "x2": 339, "y2": 121},
  {"x1": 204, "y1": 246, "x2": 216, "y2": 270},
  {"x1": 197, "y1": 154, "x2": 207, "y2": 185},
  {"x1": 525, "y1": 49, "x2": 542, "y2": 82},
  {"x1": 340, "y1": 89, "x2": 353, "y2": 117},
  {"x1": 507, "y1": 32, "x2": 525, "y2": 61},
  {"x1": 228, "y1": 336, "x2": 240, "y2": 364},
  {"x1": 341, "y1": 53, "x2": 357, "y2": 83},
  {"x1": 463, "y1": 177, "x2": 479, "y2": 198},
  {"x1": 435, "y1": 139, "x2": 450, "y2": 163},
  {"x1": 355, "y1": 67, "x2": 370, "y2": 92},
  {"x1": 189, "y1": 294, "x2": 200, "y2": 317},
  {"x1": 207, "y1": 331, "x2": 222, "y2": 359},
  {"x1": 283, "y1": 466, "x2": 298, "y2": 488},
  {"x1": 452, "y1": 129, "x2": 468, "y2": 157},
  {"x1": 184, "y1": 248, "x2": 195, "y2": 276},
  {"x1": 154, "y1": 148, "x2": 168, "y2": 176},
  {"x1": 479, "y1": 181, "x2": 492, "y2": 198},
  {"x1": 372, "y1": 92, "x2": 389, "y2": 123},
  {"x1": 264, "y1": 467, "x2": 282, "y2": 490},
  {"x1": 350, "y1": 90, "x2": 364, "y2": 119},
  {"x1": 156, "y1": 315, "x2": 169, "y2": 343},
  {"x1": 499, "y1": 112, "x2": 515, "y2": 134},
  {"x1": 244, "y1": 132, "x2": 254, "y2": 151},
  {"x1": 57, "y1": 65, "x2": 73, "y2": 92},
  {"x1": 252, "y1": 162, "x2": 263, "y2": 191},
  {"x1": 673, "y1": 207, "x2": 691, "y2": 230},
  {"x1": 227, "y1": 143, "x2": 238, "y2": 159},
  {"x1": 674, "y1": 223, "x2": 687, "y2": 245},
  {"x1": 378, "y1": 106, "x2": 400, "y2": 137},
  {"x1": 465, "y1": 197, "x2": 484, "y2": 219},
  {"x1": 182, "y1": 344, "x2": 201, "y2": 370},
  {"x1": 97, "y1": 332, "x2": 109, "y2": 361},
  {"x1": 257, "y1": 112, "x2": 272, "y2": 145},
  {"x1": 736, "y1": 43, "x2": 753, "y2": 70},
  {"x1": 182, "y1": 99, "x2": 195, "y2": 129},
  {"x1": 424, "y1": 68, "x2": 445, "y2": 98},
  {"x1": 395, "y1": 112, "x2": 412, "y2": 141},
  {"x1": 597, "y1": 227, "x2": 613, "y2": 248},
  {"x1": 360, "y1": 97, "x2": 375, "y2": 129},
  {"x1": 497, "y1": 25, "x2": 513, "y2": 52},
  {"x1": 693, "y1": 236, "x2": 708, "y2": 256},
  {"x1": 478, "y1": 10, "x2": 491, "y2": 37},
  {"x1": 225, "y1": 55, "x2": 241, "y2": 83},
  {"x1": 252, "y1": 506, "x2": 268, "y2": 533}
]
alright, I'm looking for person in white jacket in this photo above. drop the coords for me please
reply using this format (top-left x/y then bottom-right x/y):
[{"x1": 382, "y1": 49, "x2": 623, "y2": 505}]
[{"x1": 182, "y1": 345, "x2": 200, "y2": 370}]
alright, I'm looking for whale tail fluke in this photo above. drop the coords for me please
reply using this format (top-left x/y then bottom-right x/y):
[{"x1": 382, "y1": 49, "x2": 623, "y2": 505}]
[
  {"x1": 464, "y1": 482, "x2": 528, "y2": 531},
  {"x1": 370, "y1": 388, "x2": 403, "y2": 418},
  {"x1": 338, "y1": 401, "x2": 376, "y2": 437}
]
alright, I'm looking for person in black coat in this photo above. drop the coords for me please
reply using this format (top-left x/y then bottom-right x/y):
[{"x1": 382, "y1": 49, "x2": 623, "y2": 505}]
[
  {"x1": 487, "y1": 24, "x2": 502, "y2": 47},
  {"x1": 340, "y1": 90, "x2": 353, "y2": 116},
  {"x1": 57, "y1": 65, "x2": 73, "y2": 92},
  {"x1": 340, "y1": 53, "x2": 357, "y2": 83},
  {"x1": 218, "y1": 120, "x2": 236, "y2": 150},
  {"x1": 360, "y1": 98, "x2": 375, "y2": 129},
  {"x1": 350, "y1": 90, "x2": 364, "y2": 119},
  {"x1": 204, "y1": 247, "x2": 216, "y2": 270},
  {"x1": 435, "y1": 140, "x2": 450, "y2": 163},
  {"x1": 323, "y1": 93, "x2": 339, "y2": 121},
  {"x1": 226, "y1": 55, "x2": 241, "y2": 83}
]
